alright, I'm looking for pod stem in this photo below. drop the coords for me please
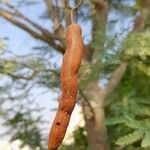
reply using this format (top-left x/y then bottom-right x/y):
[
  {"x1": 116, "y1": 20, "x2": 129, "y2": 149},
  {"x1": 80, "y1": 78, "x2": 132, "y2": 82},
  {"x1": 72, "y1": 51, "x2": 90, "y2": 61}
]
[
  {"x1": 71, "y1": 11, "x2": 74, "y2": 24},
  {"x1": 54, "y1": 0, "x2": 83, "y2": 30}
]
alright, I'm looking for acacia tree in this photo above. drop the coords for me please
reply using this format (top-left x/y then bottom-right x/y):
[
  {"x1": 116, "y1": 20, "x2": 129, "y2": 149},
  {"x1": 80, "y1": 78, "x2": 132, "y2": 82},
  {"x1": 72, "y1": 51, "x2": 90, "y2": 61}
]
[{"x1": 0, "y1": 0, "x2": 149, "y2": 149}]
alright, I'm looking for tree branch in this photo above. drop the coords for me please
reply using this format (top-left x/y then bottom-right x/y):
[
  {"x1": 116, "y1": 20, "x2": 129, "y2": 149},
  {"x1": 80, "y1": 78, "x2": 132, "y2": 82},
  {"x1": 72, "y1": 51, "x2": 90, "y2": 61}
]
[
  {"x1": 79, "y1": 89, "x2": 95, "y2": 120},
  {"x1": 44, "y1": 0, "x2": 62, "y2": 28},
  {"x1": 101, "y1": 62, "x2": 127, "y2": 98},
  {"x1": 61, "y1": 0, "x2": 70, "y2": 26},
  {"x1": 100, "y1": 0, "x2": 150, "y2": 99},
  {"x1": 7, "y1": 71, "x2": 36, "y2": 81},
  {"x1": 0, "y1": 9, "x2": 44, "y2": 38},
  {"x1": 0, "y1": 8, "x2": 65, "y2": 53},
  {"x1": 4, "y1": 2, "x2": 64, "y2": 41}
]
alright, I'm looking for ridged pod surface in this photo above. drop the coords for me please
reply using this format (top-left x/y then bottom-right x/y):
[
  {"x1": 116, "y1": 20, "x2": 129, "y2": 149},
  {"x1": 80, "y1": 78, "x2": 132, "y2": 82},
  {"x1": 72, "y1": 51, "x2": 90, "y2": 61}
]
[{"x1": 48, "y1": 24, "x2": 84, "y2": 150}]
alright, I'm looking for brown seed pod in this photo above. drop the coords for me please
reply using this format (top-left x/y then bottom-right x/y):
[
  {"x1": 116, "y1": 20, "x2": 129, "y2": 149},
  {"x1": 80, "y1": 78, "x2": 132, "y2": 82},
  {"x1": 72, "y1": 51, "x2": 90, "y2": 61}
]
[{"x1": 48, "y1": 24, "x2": 84, "y2": 150}]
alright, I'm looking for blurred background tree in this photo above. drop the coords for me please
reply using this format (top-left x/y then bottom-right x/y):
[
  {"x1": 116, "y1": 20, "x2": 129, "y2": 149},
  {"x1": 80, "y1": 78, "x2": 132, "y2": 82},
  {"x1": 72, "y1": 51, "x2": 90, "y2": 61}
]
[{"x1": 0, "y1": 0, "x2": 150, "y2": 150}]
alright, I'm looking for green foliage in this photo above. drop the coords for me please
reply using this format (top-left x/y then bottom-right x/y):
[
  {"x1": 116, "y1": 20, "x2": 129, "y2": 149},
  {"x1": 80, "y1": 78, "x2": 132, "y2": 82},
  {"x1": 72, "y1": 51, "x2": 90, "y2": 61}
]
[
  {"x1": 105, "y1": 117, "x2": 125, "y2": 125},
  {"x1": 2, "y1": 111, "x2": 45, "y2": 149},
  {"x1": 123, "y1": 32, "x2": 150, "y2": 58},
  {"x1": 122, "y1": 32, "x2": 150, "y2": 76},
  {"x1": 141, "y1": 132, "x2": 150, "y2": 148},
  {"x1": 134, "y1": 0, "x2": 141, "y2": 10},
  {"x1": 106, "y1": 115, "x2": 150, "y2": 148},
  {"x1": 0, "y1": 47, "x2": 47, "y2": 149},
  {"x1": 106, "y1": 88, "x2": 150, "y2": 149},
  {"x1": 73, "y1": 127, "x2": 87, "y2": 150},
  {"x1": 60, "y1": 127, "x2": 87, "y2": 150},
  {"x1": 79, "y1": 60, "x2": 101, "y2": 88},
  {"x1": 80, "y1": 27, "x2": 106, "y2": 88},
  {"x1": 0, "y1": 61, "x2": 17, "y2": 74},
  {"x1": 0, "y1": 39, "x2": 5, "y2": 50},
  {"x1": 116, "y1": 130, "x2": 144, "y2": 146},
  {"x1": 106, "y1": 31, "x2": 150, "y2": 149}
]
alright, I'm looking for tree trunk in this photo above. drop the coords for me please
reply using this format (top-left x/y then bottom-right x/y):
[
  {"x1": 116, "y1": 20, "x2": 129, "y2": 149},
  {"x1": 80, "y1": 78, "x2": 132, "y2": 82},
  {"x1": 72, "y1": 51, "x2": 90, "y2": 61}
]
[
  {"x1": 79, "y1": 1, "x2": 109, "y2": 149},
  {"x1": 80, "y1": 62, "x2": 128, "y2": 150},
  {"x1": 80, "y1": 81, "x2": 109, "y2": 150},
  {"x1": 82, "y1": 103, "x2": 109, "y2": 150}
]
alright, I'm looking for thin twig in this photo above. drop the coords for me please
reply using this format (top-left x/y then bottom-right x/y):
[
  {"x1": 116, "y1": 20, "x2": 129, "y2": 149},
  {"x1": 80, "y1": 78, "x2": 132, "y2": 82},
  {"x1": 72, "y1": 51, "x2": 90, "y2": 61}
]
[
  {"x1": 4, "y1": 0, "x2": 25, "y2": 19},
  {"x1": 54, "y1": 0, "x2": 83, "y2": 30},
  {"x1": 71, "y1": 11, "x2": 74, "y2": 24}
]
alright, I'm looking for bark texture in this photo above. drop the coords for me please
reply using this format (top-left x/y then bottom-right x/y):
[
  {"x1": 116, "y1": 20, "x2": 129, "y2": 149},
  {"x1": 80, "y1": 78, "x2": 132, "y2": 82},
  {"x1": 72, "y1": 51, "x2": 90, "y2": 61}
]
[{"x1": 81, "y1": 82, "x2": 109, "y2": 150}]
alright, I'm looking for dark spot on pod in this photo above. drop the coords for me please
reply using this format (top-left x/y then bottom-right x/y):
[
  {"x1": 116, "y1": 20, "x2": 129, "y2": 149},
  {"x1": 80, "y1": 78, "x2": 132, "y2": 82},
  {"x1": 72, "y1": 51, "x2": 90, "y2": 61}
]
[{"x1": 56, "y1": 122, "x2": 61, "y2": 126}]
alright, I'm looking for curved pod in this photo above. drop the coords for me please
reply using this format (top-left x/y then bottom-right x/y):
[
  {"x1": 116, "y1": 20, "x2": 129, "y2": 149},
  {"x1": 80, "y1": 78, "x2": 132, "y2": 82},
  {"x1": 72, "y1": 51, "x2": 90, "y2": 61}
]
[{"x1": 48, "y1": 24, "x2": 84, "y2": 150}]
